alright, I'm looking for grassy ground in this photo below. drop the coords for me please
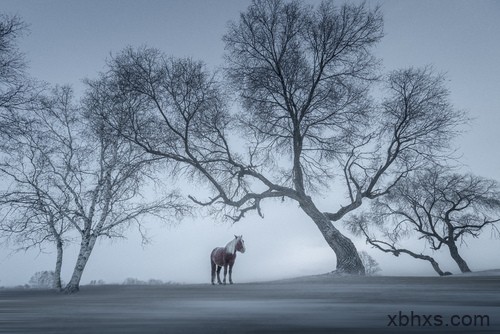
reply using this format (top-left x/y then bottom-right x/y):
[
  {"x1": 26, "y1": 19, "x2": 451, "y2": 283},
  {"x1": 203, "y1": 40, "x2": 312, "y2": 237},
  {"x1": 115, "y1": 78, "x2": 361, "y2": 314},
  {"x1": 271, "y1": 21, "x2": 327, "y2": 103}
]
[{"x1": 0, "y1": 273, "x2": 499, "y2": 333}]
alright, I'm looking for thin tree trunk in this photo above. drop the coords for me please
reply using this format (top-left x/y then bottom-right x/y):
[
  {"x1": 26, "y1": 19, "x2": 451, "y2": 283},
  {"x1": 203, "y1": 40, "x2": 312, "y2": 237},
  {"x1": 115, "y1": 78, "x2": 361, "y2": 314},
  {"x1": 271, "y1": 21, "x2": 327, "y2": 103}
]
[
  {"x1": 447, "y1": 242, "x2": 471, "y2": 273},
  {"x1": 299, "y1": 198, "x2": 365, "y2": 275},
  {"x1": 64, "y1": 236, "x2": 96, "y2": 294},
  {"x1": 54, "y1": 239, "x2": 63, "y2": 290},
  {"x1": 403, "y1": 251, "x2": 446, "y2": 276},
  {"x1": 427, "y1": 257, "x2": 446, "y2": 276}
]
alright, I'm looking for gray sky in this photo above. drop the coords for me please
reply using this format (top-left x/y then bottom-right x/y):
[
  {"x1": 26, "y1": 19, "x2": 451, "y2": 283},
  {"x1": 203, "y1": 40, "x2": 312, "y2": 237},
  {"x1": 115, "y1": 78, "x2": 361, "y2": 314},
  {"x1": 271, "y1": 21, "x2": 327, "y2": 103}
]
[{"x1": 1, "y1": 0, "x2": 499, "y2": 287}]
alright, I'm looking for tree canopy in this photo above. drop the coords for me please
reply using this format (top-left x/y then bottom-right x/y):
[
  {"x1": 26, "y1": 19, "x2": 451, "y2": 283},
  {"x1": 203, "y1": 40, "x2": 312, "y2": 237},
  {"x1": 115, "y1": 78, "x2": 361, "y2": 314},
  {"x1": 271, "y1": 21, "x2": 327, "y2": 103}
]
[{"x1": 83, "y1": 1, "x2": 467, "y2": 274}]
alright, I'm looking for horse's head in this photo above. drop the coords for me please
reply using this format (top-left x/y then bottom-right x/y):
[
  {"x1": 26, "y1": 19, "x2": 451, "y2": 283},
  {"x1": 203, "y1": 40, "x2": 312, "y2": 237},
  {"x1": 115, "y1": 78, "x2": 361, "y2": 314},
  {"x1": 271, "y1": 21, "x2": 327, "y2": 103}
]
[{"x1": 234, "y1": 235, "x2": 246, "y2": 253}]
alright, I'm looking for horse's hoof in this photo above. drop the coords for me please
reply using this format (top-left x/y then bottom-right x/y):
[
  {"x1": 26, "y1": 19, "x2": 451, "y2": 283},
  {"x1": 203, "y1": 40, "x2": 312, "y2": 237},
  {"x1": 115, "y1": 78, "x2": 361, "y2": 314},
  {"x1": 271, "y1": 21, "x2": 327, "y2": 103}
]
[
  {"x1": 211, "y1": 283, "x2": 215, "y2": 285},
  {"x1": 230, "y1": 282, "x2": 233, "y2": 285}
]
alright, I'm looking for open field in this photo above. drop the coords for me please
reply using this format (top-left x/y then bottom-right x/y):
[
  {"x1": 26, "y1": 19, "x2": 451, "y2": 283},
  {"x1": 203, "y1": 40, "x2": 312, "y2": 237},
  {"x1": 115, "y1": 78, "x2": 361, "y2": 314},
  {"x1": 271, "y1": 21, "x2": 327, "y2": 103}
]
[{"x1": 1, "y1": 273, "x2": 499, "y2": 333}]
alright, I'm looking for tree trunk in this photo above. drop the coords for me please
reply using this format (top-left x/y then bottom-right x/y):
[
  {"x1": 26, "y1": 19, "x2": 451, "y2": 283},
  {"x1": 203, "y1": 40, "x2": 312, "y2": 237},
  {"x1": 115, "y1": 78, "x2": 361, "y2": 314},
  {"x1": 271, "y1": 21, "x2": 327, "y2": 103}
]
[
  {"x1": 299, "y1": 198, "x2": 365, "y2": 275},
  {"x1": 447, "y1": 242, "x2": 471, "y2": 273},
  {"x1": 64, "y1": 236, "x2": 96, "y2": 294},
  {"x1": 426, "y1": 256, "x2": 446, "y2": 276},
  {"x1": 54, "y1": 239, "x2": 63, "y2": 290},
  {"x1": 407, "y1": 251, "x2": 446, "y2": 276}
]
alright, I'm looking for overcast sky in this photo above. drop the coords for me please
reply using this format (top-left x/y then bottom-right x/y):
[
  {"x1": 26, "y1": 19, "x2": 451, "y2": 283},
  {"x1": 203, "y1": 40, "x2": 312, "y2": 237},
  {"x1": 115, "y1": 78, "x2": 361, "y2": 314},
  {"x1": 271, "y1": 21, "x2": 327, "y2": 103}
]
[{"x1": 1, "y1": 0, "x2": 499, "y2": 287}]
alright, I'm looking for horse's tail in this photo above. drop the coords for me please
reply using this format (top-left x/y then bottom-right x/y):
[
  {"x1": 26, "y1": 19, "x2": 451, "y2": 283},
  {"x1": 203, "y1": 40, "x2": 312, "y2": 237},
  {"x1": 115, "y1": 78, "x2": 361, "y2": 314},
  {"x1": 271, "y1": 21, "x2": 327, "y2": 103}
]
[
  {"x1": 211, "y1": 257, "x2": 216, "y2": 270},
  {"x1": 210, "y1": 248, "x2": 218, "y2": 284},
  {"x1": 210, "y1": 248, "x2": 217, "y2": 262}
]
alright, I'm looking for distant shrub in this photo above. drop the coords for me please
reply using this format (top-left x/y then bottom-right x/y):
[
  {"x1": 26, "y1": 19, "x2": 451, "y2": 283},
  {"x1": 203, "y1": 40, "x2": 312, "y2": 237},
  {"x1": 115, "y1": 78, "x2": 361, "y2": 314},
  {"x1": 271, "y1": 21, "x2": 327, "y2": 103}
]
[
  {"x1": 122, "y1": 278, "x2": 172, "y2": 285},
  {"x1": 29, "y1": 271, "x2": 57, "y2": 288},
  {"x1": 359, "y1": 251, "x2": 381, "y2": 276},
  {"x1": 89, "y1": 279, "x2": 106, "y2": 285},
  {"x1": 148, "y1": 279, "x2": 164, "y2": 285},
  {"x1": 123, "y1": 277, "x2": 147, "y2": 285}
]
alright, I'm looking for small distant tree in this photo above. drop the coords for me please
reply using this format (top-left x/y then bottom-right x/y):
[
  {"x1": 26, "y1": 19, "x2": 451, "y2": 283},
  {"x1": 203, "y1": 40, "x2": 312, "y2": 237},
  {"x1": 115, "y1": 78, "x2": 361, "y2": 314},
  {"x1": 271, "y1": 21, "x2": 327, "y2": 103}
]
[
  {"x1": 358, "y1": 251, "x2": 381, "y2": 276},
  {"x1": 123, "y1": 277, "x2": 146, "y2": 285},
  {"x1": 29, "y1": 271, "x2": 58, "y2": 289},
  {"x1": 147, "y1": 279, "x2": 164, "y2": 285},
  {"x1": 350, "y1": 165, "x2": 500, "y2": 275}
]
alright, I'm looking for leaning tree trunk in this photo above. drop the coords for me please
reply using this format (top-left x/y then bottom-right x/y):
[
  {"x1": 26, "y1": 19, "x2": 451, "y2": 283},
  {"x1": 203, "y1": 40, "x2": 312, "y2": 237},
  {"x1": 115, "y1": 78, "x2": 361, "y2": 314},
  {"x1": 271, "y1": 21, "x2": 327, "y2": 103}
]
[
  {"x1": 394, "y1": 249, "x2": 447, "y2": 276},
  {"x1": 64, "y1": 235, "x2": 97, "y2": 294},
  {"x1": 299, "y1": 198, "x2": 365, "y2": 275},
  {"x1": 447, "y1": 242, "x2": 471, "y2": 273},
  {"x1": 54, "y1": 239, "x2": 64, "y2": 290},
  {"x1": 427, "y1": 257, "x2": 447, "y2": 276}
]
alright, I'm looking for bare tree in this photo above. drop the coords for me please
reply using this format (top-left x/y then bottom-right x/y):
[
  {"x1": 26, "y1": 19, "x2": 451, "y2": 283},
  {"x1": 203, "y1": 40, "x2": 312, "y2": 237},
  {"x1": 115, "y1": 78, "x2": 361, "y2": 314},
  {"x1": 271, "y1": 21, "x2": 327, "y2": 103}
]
[
  {"x1": 66, "y1": 87, "x2": 189, "y2": 294},
  {"x1": 0, "y1": 85, "x2": 188, "y2": 293},
  {"x1": 0, "y1": 14, "x2": 40, "y2": 119},
  {"x1": 349, "y1": 215, "x2": 449, "y2": 276},
  {"x1": 350, "y1": 165, "x2": 500, "y2": 274},
  {"x1": 29, "y1": 270, "x2": 60, "y2": 288},
  {"x1": 222, "y1": 1, "x2": 465, "y2": 274},
  {"x1": 0, "y1": 14, "x2": 28, "y2": 109},
  {"x1": 91, "y1": 1, "x2": 465, "y2": 275},
  {"x1": 0, "y1": 198, "x2": 70, "y2": 289},
  {"x1": 358, "y1": 251, "x2": 381, "y2": 276},
  {"x1": 0, "y1": 87, "x2": 73, "y2": 290}
]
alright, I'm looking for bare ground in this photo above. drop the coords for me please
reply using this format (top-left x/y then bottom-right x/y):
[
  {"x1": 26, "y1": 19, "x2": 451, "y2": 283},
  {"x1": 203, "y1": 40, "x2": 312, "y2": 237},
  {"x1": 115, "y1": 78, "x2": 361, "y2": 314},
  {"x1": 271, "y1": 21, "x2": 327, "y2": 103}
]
[{"x1": 1, "y1": 273, "x2": 499, "y2": 334}]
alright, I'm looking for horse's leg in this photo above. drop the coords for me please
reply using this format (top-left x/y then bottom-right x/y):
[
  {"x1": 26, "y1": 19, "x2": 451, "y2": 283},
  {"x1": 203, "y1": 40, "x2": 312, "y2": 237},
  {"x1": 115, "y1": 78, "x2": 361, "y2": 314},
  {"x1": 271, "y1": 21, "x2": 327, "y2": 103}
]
[
  {"x1": 211, "y1": 260, "x2": 216, "y2": 285},
  {"x1": 229, "y1": 263, "x2": 234, "y2": 284},
  {"x1": 216, "y1": 266, "x2": 222, "y2": 284},
  {"x1": 223, "y1": 264, "x2": 228, "y2": 285}
]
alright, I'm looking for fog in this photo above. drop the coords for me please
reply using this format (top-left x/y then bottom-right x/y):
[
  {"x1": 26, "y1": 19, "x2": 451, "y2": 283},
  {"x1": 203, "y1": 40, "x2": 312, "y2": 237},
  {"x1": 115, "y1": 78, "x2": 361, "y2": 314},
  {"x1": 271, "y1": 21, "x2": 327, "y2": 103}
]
[{"x1": 1, "y1": 0, "x2": 500, "y2": 287}]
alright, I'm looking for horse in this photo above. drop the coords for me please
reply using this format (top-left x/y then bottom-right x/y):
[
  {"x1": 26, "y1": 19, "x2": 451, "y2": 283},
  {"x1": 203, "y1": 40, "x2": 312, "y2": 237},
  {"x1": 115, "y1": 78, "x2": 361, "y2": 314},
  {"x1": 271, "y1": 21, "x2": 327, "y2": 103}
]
[{"x1": 210, "y1": 235, "x2": 246, "y2": 285}]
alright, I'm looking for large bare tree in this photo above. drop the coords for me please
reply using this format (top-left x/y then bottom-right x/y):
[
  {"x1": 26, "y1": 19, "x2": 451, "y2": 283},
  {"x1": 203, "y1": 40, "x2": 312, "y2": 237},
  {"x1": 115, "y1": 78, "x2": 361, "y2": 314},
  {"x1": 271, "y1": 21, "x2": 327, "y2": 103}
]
[
  {"x1": 350, "y1": 165, "x2": 500, "y2": 274},
  {"x1": 90, "y1": 1, "x2": 465, "y2": 274},
  {"x1": 0, "y1": 87, "x2": 74, "y2": 290},
  {"x1": 0, "y1": 14, "x2": 63, "y2": 288},
  {"x1": 0, "y1": 85, "x2": 188, "y2": 293},
  {"x1": 66, "y1": 86, "x2": 188, "y2": 294}
]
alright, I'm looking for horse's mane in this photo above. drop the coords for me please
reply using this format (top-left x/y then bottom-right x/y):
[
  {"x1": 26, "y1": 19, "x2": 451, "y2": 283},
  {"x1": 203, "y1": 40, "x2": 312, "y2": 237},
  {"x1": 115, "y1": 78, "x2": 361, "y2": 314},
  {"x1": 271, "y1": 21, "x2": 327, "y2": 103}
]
[{"x1": 225, "y1": 237, "x2": 239, "y2": 254}]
